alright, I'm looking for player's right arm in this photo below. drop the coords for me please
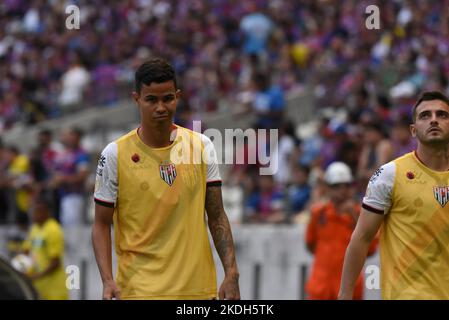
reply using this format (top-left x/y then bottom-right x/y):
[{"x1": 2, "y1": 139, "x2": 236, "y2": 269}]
[
  {"x1": 91, "y1": 142, "x2": 120, "y2": 300},
  {"x1": 93, "y1": 204, "x2": 120, "y2": 300},
  {"x1": 338, "y1": 208, "x2": 383, "y2": 299},
  {"x1": 338, "y1": 162, "x2": 395, "y2": 300}
]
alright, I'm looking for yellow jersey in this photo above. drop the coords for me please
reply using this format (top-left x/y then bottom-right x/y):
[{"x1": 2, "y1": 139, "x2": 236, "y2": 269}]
[
  {"x1": 363, "y1": 151, "x2": 449, "y2": 299},
  {"x1": 26, "y1": 218, "x2": 68, "y2": 300},
  {"x1": 94, "y1": 125, "x2": 221, "y2": 299},
  {"x1": 8, "y1": 154, "x2": 31, "y2": 213}
]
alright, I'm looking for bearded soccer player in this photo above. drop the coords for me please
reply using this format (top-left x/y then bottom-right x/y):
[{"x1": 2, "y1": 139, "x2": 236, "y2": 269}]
[
  {"x1": 339, "y1": 91, "x2": 449, "y2": 300},
  {"x1": 92, "y1": 58, "x2": 240, "y2": 300}
]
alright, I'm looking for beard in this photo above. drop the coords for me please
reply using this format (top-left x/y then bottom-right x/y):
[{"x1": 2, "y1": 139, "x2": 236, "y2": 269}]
[{"x1": 417, "y1": 131, "x2": 449, "y2": 147}]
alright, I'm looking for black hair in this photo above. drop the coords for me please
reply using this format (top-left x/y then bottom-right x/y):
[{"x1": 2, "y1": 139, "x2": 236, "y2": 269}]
[
  {"x1": 70, "y1": 127, "x2": 84, "y2": 139},
  {"x1": 377, "y1": 94, "x2": 391, "y2": 109},
  {"x1": 6, "y1": 145, "x2": 20, "y2": 155},
  {"x1": 134, "y1": 58, "x2": 177, "y2": 93},
  {"x1": 38, "y1": 129, "x2": 52, "y2": 137},
  {"x1": 357, "y1": 87, "x2": 369, "y2": 101},
  {"x1": 281, "y1": 121, "x2": 296, "y2": 137},
  {"x1": 412, "y1": 91, "x2": 449, "y2": 122},
  {"x1": 252, "y1": 72, "x2": 270, "y2": 91},
  {"x1": 15, "y1": 212, "x2": 29, "y2": 226},
  {"x1": 364, "y1": 121, "x2": 383, "y2": 132},
  {"x1": 364, "y1": 121, "x2": 388, "y2": 138},
  {"x1": 395, "y1": 116, "x2": 412, "y2": 128},
  {"x1": 296, "y1": 164, "x2": 310, "y2": 176},
  {"x1": 34, "y1": 191, "x2": 54, "y2": 212}
]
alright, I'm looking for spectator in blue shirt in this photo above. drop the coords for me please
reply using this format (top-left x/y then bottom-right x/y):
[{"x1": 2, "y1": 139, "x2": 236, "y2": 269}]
[
  {"x1": 49, "y1": 128, "x2": 90, "y2": 228},
  {"x1": 244, "y1": 175, "x2": 285, "y2": 224},
  {"x1": 287, "y1": 164, "x2": 311, "y2": 218},
  {"x1": 251, "y1": 72, "x2": 286, "y2": 129}
]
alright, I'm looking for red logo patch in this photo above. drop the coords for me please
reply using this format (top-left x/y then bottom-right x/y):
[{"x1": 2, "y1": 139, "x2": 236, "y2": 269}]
[
  {"x1": 131, "y1": 153, "x2": 140, "y2": 163},
  {"x1": 406, "y1": 171, "x2": 414, "y2": 179}
]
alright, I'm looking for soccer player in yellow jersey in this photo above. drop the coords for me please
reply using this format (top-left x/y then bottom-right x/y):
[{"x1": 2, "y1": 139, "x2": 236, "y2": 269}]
[
  {"x1": 339, "y1": 91, "x2": 449, "y2": 300},
  {"x1": 25, "y1": 194, "x2": 68, "y2": 300},
  {"x1": 92, "y1": 58, "x2": 240, "y2": 300}
]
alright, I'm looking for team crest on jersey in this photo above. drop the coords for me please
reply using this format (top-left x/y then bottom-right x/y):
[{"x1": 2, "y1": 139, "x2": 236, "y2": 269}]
[
  {"x1": 433, "y1": 186, "x2": 449, "y2": 207},
  {"x1": 160, "y1": 163, "x2": 177, "y2": 186}
]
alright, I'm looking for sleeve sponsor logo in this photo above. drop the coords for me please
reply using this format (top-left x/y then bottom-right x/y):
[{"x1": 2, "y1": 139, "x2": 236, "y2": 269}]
[
  {"x1": 369, "y1": 167, "x2": 384, "y2": 183},
  {"x1": 96, "y1": 154, "x2": 106, "y2": 176}
]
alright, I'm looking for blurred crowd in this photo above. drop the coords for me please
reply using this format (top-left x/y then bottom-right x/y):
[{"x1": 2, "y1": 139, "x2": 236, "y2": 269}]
[
  {"x1": 0, "y1": 128, "x2": 92, "y2": 230},
  {"x1": 1, "y1": 0, "x2": 449, "y2": 229},
  {"x1": 1, "y1": 0, "x2": 447, "y2": 131}
]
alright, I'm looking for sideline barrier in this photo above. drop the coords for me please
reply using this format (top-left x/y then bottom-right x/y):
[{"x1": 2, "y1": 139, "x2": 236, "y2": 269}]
[{"x1": 0, "y1": 224, "x2": 380, "y2": 300}]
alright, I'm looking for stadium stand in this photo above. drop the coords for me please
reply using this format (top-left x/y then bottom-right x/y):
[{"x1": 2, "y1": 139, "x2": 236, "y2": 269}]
[{"x1": 1, "y1": 0, "x2": 449, "y2": 299}]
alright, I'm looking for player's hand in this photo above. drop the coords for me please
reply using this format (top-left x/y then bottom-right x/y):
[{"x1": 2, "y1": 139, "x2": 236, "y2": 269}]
[
  {"x1": 102, "y1": 280, "x2": 121, "y2": 300},
  {"x1": 219, "y1": 274, "x2": 240, "y2": 300}
]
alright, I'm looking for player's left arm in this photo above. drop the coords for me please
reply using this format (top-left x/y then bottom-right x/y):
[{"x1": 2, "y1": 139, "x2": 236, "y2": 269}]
[{"x1": 205, "y1": 186, "x2": 240, "y2": 300}]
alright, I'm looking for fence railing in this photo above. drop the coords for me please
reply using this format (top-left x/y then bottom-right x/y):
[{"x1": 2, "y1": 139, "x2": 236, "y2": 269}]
[{"x1": 0, "y1": 224, "x2": 381, "y2": 300}]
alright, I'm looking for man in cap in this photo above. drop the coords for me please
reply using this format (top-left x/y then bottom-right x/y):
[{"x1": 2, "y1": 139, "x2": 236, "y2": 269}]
[{"x1": 305, "y1": 162, "x2": 377, "y2": 299}]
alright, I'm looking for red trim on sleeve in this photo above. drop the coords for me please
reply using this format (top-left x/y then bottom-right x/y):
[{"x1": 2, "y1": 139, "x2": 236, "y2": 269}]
[
  {"x1": 206, "y1": 180, "x2": 222, "y2": 187},
  {"x1": 362, "y1": 203, "x2": 384, "y2": 215},
  {"x1": 94, "y1": 197, "x2": 115, "y2": 208}
]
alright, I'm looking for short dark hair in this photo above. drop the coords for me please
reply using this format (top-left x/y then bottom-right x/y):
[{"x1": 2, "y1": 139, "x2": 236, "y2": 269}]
[
  {"x1": 64, "y1": 127, "x2": 83, "y2": 141},
  {"x1": 134, "y1": 58, "x2": 177, "y2": 93},
  {"x1": 34, "y1": 191, "x2": 54, "y2": 211},
  {"x1": 296, "y1": 164, "x2": 310, "y2": 176},
  {"x1": 252, "y1": 72, "x2": 269, "y2": 91},
  {"x1": 6, "y1": 145, "x2": 20, "y2": 155},
  {"x1": 38, "y1": 129, "x2": 52, "y2": 137},
  {"x1": 71, "y1": 127, "x2": 84, "y2": 138},
  {"x1": 412, "y1": 91, "x2": 449, "y2": 122},
  {"x1": 364, "y1": 121, "x2": 387, "y2": 137},
  {"x1": 395, "y1": 116, "x2": 412, "y2": 128}
]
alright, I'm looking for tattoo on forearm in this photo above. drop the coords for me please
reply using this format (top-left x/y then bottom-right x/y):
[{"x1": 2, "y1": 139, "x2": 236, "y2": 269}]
[{"x1": 205, "y1": 187, "x2": 238, "y2": 276}]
